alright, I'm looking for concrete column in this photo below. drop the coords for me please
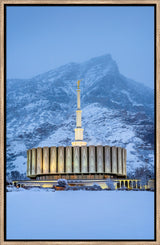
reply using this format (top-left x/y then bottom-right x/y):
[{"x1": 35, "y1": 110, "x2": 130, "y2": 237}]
[
  {"x1": 50, "y1": 147, "x2": 57, "y2": 173},
  {"x1": 89, "y1": 146, "x2": 95, "y2": 173},
  {"x1": 81, "y1": 146, "x2": 88, "y2": 173},
  {"x1": 31, "y1": 148, "x2": 37, "y2": 176},
  {"x1": 27, "y1": 150, "x2": 29, "y2": 177},
  {"x1": 104, "y1": 146, "x2": 111, "y2": 173},
  {"x1": 58, "y1": 146, "x2": 64, "y2": 173},
  {"x1": 117, "y1": 147, "x2": 123, "y2": 174},
  {"x1": 28, "y1": 149, "x2": 32, "y2": 176},
  {"x1": 66, "y1": 146, "x2": 72, "y2": 173},
  {"x1": 97, "y1": 145, "x2": 103, "y2": 173},
  {"x1": 43, "y1": 147, "x2": 49, "y2": 174},
  {"x1": 122, "y1": 148, "x2": 127, "y2": 176},
  {"x1": 73, "y1": 146, "x2": 80, "y2": 173},
  {"x1": 119, "y1": 181, "x2": 121, "y2": 188},
  {"x1": 37, "y1": 147, "x2": 43, "y2": 175},
  {"x1": 112, "y1": 146, "x2": 117, "y2": 174},
  {"x1": 136, "y1": 181, "x2": 138, "y2": 189},
  {"x1": 127, "y1": 181, "x2": 129, "y2": 188}
]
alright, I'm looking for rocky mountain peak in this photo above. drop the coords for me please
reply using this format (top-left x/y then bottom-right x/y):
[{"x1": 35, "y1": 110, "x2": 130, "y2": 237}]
[{"x1": 6, "y1": 55, "x2": 154, "y2": 176}]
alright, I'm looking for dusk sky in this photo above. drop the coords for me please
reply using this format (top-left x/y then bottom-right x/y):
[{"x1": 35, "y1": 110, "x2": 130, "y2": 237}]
[{"x1": 7, "y1": 6, "x2": 154, "y2": 88}]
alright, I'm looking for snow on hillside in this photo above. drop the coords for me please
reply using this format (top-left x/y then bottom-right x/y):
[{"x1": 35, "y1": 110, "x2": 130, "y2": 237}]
[{"x1": 6, "y1": 54, "x2": 154, "y2": 176}]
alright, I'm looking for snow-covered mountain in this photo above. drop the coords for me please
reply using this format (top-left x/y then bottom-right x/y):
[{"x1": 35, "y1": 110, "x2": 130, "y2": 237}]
[{"x1": 6, "y1": 54, "x2": 154, "y2": 176}]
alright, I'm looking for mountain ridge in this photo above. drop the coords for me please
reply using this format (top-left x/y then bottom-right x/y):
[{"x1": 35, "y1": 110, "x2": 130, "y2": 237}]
[{"x1": 6, "y1": 54, "x2": 154, "y2": 177}]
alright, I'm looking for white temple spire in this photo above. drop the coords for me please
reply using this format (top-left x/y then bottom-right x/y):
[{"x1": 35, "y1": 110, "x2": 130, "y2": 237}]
[{"x1": 72, "y1": 80, "x2": 87, "y2": 147}]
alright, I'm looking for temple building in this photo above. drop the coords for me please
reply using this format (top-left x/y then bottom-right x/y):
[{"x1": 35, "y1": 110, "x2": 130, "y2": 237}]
[{"x1": 27, "y1": 80, "x2": 127, "y2": 180}]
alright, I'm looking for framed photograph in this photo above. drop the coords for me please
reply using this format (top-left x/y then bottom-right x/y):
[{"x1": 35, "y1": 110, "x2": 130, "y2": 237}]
[{"x1": 0, "y1": 1, "x2": 159, "y2": 244}]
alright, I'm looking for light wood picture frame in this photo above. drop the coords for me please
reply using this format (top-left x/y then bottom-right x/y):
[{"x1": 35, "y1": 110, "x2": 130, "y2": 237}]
[{"x1": 0, "y1": 1, "x2": 159, "y2": 244}]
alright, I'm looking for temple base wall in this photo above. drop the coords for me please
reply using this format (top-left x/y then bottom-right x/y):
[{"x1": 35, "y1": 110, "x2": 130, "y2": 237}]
[{"x1": 35, "y1": 173, "x2": 126, "y2": 180}]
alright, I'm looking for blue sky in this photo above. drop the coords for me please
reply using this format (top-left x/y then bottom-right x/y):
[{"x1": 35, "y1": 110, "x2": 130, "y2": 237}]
[{"x1": 7, "y1": 6, "x2": 154, "y2": 88}]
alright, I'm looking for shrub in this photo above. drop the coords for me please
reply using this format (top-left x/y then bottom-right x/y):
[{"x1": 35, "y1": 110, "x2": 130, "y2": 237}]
[{"x1": 57, "y1": 179, "x2": 68, "y2": 187}]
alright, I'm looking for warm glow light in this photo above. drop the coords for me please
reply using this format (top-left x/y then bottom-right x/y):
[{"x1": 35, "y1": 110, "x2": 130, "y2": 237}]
[
  {"x1": 42, "y1": 184, "x2": 53, "y2": 188},
  {"x1": 72, "y1": 141, "x2": 87, "y2": 146}
]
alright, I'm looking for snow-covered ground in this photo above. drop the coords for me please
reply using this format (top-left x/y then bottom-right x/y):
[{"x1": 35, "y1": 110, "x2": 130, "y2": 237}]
[{"x1": 6, "y1": 190, "x2": 154, "y2": 240}]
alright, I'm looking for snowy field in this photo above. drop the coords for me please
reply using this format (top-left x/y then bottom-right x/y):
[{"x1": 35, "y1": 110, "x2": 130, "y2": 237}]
[{"x1": 7, "y1": 190, "x2": 154, "y2": 240}]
